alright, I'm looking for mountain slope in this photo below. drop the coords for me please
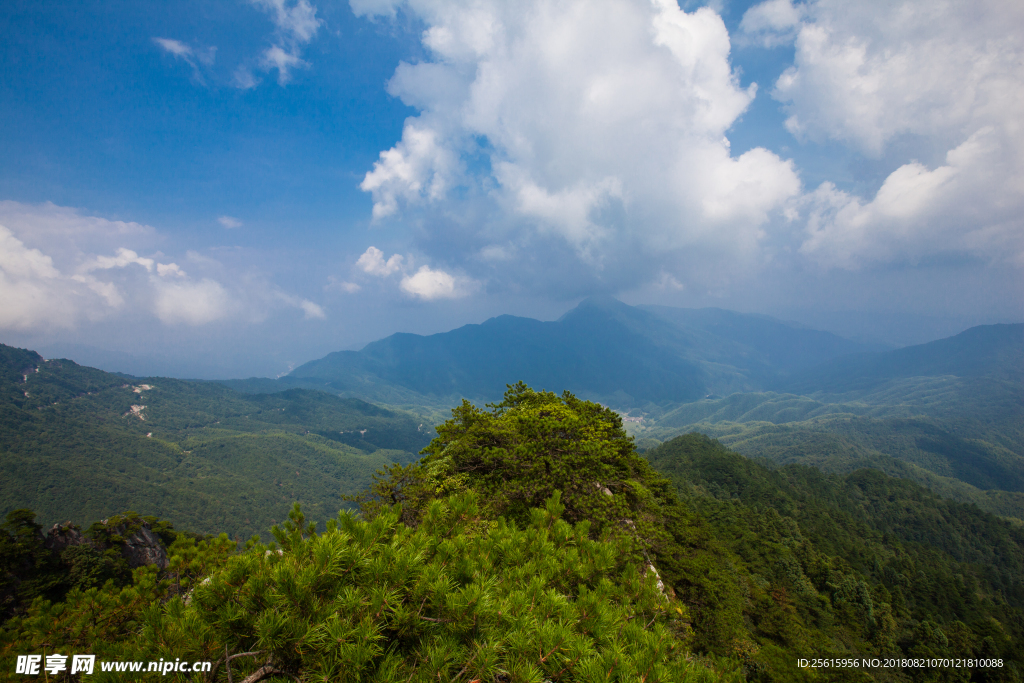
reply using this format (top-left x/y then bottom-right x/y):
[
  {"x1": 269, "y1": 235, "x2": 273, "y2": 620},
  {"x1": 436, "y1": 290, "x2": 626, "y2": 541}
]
[
  {"x1": 645, "y1": 433, "x2": 1024, "y2": 671},
  {"x1": 280, "y1": 297, "x2": 879, "y2": 406},
  {"x1": 784, "y1": 322, "x2": 1023, "y2": 394},
  {"x1": 0, "y1": 345, "x2": 430, "y2": 539},
  {"x1": 636, "y1": 363, "x2": 1024, "y2": 519},
  {"x1": 289, "y1": 300, "x2": 708, "y2": 405},
  {"x1": 640, "y1": 304, "x2": 879, "y2": 376}
]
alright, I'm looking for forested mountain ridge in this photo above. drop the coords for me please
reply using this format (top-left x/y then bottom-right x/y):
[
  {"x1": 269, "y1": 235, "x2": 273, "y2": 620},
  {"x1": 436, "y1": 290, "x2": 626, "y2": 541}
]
[
  {"x1": 0, "y1": 343, "x2": 430, "y2": 539},
  {"x1": 639, "y1": 304, "x2": 877, "y2": 375},
  {"x1": 224, "y1": 300, "x2": 1019, "y2": 415},
  {"x1": 645, "y1": 433, "x2": 1024, "y2": 678},
  {"x1": 782, "y1": 323, "x2": 1023, "y2": 395},
  {"x1": 626, "y1": 323, "x2": 1023, "y2": 520},
  {"x1": 228, "y1": 297, "x2": 881, "y2": 406}
]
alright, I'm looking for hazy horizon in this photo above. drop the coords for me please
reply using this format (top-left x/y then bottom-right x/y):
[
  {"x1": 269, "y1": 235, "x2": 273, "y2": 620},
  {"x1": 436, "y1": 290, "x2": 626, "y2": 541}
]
[{"x1": 5, "y1": 297, "x2": 1018, "y2": 381}]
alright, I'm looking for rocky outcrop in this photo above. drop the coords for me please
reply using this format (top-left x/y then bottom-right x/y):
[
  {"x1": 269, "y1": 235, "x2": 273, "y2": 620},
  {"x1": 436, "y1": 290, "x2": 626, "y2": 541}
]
[
  {"x1": 41, "y1": 518, "x2": 169, "y2": 569},
  {"x1": 42, "y1": 522, "x2": 88, "y2": 555},
  {"x1": 119, "y1": 525, "x2": 169, "y2": 569}
]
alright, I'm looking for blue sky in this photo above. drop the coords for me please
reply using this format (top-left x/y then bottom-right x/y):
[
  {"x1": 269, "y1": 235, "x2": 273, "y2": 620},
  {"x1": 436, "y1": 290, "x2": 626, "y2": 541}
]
[{"x1": 1, "y1": 0, "x2": 1021, "y2": 378}]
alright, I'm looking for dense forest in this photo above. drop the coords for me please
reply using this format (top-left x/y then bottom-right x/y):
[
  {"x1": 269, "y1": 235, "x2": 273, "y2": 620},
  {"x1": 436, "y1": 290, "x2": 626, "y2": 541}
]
[
  {"x1": 632, "y1": 373, "x2": 1024, "y2": 522},
  {"x1": 0, "y1": 344, "x2": 431, "y2": 539},
  {"x1": 2, "y1": 385, "x2": 1020, "y2": 681}
]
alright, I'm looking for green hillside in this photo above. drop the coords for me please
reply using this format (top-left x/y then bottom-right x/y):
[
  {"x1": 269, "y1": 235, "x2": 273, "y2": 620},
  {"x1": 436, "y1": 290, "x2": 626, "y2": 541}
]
[
  {"x1": 0, "y1": 344, "x2": 431, "y2": 540},
  {"x1": 628, "y1": 371, "x2": 1024, "y2": 521},
  {"x1": 645, "y1": 433, "x2": 1024, "y2": 680}
]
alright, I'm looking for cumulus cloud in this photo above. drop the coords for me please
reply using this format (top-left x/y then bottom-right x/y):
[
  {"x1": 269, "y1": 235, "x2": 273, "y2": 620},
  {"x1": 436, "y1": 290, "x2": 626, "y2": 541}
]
[
  {"x1": 350, "y1": 246, "x2": 473, "y2": 300},
  {"x1": 218, "y1": 215, "x2": 243, "y2": 229},
  {"x1": 801, "y1": 127, "x2": 1024, "y2": 268},
  {"x1": 157, "y1": 262, "x2": 187, "y2": 277},
  {"x1": 737, "y1": 0, "x2": 1024, "y2": 268},
  {"x1": 0, "y1": 200, "x2": 156, "y2": 259},
  {"x1": 356, "y1": 246, "x2": 404, "y2": 276},
  {"x1": 80, "y1": 247, "x2": 159, "y2": 274},
  {"x1": 0, "y1": 226, "x2": 76, "y2": 331},
  {"x1": 400, "y1": 265, "x2": 469, "y2": 300},
  {"x1": 260, "y1": 45, "x2": 308, "y2": 84},
  {"x1": 250, "y1": 0, "x2": 322, "y2": 85},
  {"x1": 747, "y1": 0, "x2": 1024, "y2": 155},
  {"x1": 0, "y1": 202, "x2": 326, "y2": 332},
  {"x1": 354, "y1": 0, "x2": 801, "y2": 293}
]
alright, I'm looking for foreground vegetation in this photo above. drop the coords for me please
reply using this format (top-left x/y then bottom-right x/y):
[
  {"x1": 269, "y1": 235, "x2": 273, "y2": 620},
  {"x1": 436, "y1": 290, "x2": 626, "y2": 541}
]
[
  {"x1": 2, "y1": 384, "x2": 1021, "y2": 681},
  {"x1": 1, "y1": 498, "x2": 728, "y2": 682}
]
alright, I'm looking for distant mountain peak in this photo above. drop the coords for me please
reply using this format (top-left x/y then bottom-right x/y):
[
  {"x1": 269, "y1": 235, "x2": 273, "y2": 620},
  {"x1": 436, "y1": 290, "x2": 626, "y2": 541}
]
[
  {"x1": 280, "y1": 299, "x2": 887, "y2": 406},
  {"x1": 556, "y1": 295, "x2": 632, "y2": 321}
]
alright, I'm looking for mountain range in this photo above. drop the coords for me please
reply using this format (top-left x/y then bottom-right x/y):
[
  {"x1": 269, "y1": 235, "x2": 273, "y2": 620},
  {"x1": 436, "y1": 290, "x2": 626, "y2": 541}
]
[
  {"x1": 223, "y1": 296, "x2": 891, "y2": 406},
  {"x1": 222, "y1": 296, "x2": 1018, "y2": 411}
]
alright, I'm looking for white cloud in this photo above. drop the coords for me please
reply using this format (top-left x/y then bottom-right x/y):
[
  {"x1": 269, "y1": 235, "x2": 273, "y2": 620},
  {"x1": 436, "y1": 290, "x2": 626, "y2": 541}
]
[
  {"x1": 232, "y1": 67, "x2": 261, "y2": 90},
  {"x1": 153, "y1": 38, "x2": 193, "y2": 59},
  {"x1": 152, "y1": 38, "x2": 216, "y2": 82},
  {"x1": 0, "y1": 202, "x2": 325, "y2": 332},
  {"x1": 260, "y1": 45, "x2": 308, "y2": 85},
  {"x1": 478, "y1": 244, "x2": 514, "y2": 262},
  {"x1": 0, "y1": 206, "x2": 171, "y2": 329},
  {"x1": 736, "y1": 0, "x2": 1024, "y2": 269},
  {"x1": 154, "y1": 279, "x2": 231, "y2": 326},
  {"x1": 156, "y1": 262, "x2": 187, "y2": 277},
  {"x1": 81, "y1": 247, "x2": 155, "y2": 274},
  {"x1": 360, "y1": 123, "x2": 459, "y2": 220},
  {"x1": 249, "y1": 0, "x2": 321, "y2": 85},
  {"x1": 738, "y1": 0, "x2": 801, "y2": 47},
  {"x1": 299, "y1": 300, "x2": 326, "y2": 318},
  {"x1": 325, "y1": 276, "x2": 361, "y2": 293},
  {"x1": 654, "y1": 271, "x2": 685, "y2": 291},
  {"x1": 251, "y1": 0, "x2": 322, "y2": 42},
  {"x1": 752, "y1": 0, "x2": 1024, "y2": 155},
  {"x1": 274, "y1": 291, "x2": 327, "y2": 319},
  {"x1": 351, "y1": 246, "x2": 475, "y2": 300},
  {"x1": 801, "y1": 126, "x2": 1024, "y2": 268},
  {"x1": 218, "y1": 216, "x2": 243, "y2": 229},
  {"x1": 400, "y1": 265, "x2": 469, "y2": 300},
  {"x1": 356, "y1": 246, "x2": 405, "y2": 276},
  {"x1": 0, "y1": 200, "x2": 156, "y2": 262},
  {"x1": 354, "y1": 0, "x2": 801, "y2": 293},
  {"x1": 0, "y1": 225, "x2": 77, "y2": 331}
]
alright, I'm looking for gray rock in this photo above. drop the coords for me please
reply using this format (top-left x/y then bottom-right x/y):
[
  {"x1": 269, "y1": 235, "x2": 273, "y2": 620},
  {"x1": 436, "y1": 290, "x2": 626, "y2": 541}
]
[
  {"x1": 119, "y1": 525, "x2": 169, "y2": 569},
  {"x1": 45, "y1": 519, "x2": 170, "y2": 569},
  {"x1": 43, "y1": 522, "x2": 88, "y2": 555}
]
